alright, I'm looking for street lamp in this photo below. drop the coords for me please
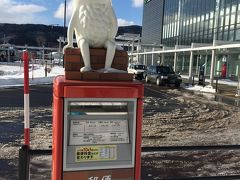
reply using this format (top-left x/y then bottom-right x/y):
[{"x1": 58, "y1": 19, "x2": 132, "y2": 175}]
[{"x1": 63, "y1": 0, "x2": 67, "y2": 43}]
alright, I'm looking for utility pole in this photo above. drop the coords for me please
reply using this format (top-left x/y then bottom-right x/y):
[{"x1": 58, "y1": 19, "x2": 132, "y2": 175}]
[
  {"x1": 63, "y1": 0, "x2": 67, "y2": 44},
  {"x1": 210, "y1": 0, "x2": 220, "y2": 87}
]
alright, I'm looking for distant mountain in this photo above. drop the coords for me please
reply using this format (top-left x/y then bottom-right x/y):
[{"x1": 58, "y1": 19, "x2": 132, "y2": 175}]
[{"x1": 0, "y1": 23, "x2": 142, "y2": 47}]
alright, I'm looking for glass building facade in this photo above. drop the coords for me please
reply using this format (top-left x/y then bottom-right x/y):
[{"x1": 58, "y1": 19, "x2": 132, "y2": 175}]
[
  {"x1": 142, "y1": 0, "x2": 164, "y2": 45},
  {"x1": 161, "y1": 0, "x2": 240, "y2": 46},
  {"x1": 141, "y1": 0, "x2": 240, "y2": 80},
  {"x1": 142, "y1": 0, "x2": 240, "y2": 46}
]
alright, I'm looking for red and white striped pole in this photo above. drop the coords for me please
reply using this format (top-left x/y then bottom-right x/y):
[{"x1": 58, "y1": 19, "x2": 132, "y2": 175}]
[{"x1": 23, "y1": 50, "x2": 30, "y2": 146}]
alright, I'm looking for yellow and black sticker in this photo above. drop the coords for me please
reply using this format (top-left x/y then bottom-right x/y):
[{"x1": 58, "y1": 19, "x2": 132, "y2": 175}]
[{"x1": 76, "y1": 145, "x2": 117, "y2": 162}]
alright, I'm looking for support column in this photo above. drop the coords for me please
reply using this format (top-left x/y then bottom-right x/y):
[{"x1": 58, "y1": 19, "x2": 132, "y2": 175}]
[
  {"x1": 174, "y1": 45, "x2": 178, "y2": 72},
  {"x1": 188, "y1": 43, "x2": 194, "y2": 85},
  {"x1": 143, "y1": 49, "x2": 146, "y2": 65},
  {"x1": 216, "y1": 60, "x2": 221, "y2": 76},
  {"x1": 182, "y1": 55, "x2": 185, "y2": 71},
  {"x1": 236, "y1": 65, "x2": 239, "y2": 77},
  {"x1": 196, "y1": 55, "x2": 199, "y2": 75},
  {"x1": 188, "y1": 50, "x2": 194, "y2": 84},
  {"x1": 131, "y1": 38, "x2": 135, "y2": 63},
  {"x1": 151, "y1": 48, "x2": 155, "y2": 65},
  {"x1": 138, "y1": 54, "x2": 141, "y2": 64},
  {"x1": 161, "y1": 47, "x2": 165, "y2": 65},
  {"x1": 137, "y1": 37, "x2": 140, "y2": 63},
  {"x1": 137, "y1": 53, "x2": 140, "y2": 63},
  {"x1": 210, "y1": 49, "x2": 216, "y2": 87},
  {"x1": 204, "y1": 55, "x2": 208, "y2": 75}
]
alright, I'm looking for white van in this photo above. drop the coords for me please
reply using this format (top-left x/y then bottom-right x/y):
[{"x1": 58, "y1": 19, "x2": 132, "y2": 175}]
[{"x1": 127, "y1": 64, "x2": 146, "y2": 80}]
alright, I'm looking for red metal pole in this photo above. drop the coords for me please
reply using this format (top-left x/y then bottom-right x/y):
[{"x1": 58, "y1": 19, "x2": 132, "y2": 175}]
[{"x1": 23, "y1": 50, "x2": 30, "y2": 146}]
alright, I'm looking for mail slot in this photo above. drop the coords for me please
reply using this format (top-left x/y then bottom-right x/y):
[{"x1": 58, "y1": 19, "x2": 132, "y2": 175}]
[{"x1": 52, "y1": 75, "x2": 144, "y2": 180}]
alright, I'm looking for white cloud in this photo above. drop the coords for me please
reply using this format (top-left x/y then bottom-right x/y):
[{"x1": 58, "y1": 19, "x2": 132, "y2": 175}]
[
  {"x1": 132, "y1": 0, "x2": 143, "y2": 7},
  {"x1": 0, "y1": 0, "x2": 47, "y2": 24},
  {"x1": 54, "y1": 1, "x2": 72, "y2": 20},
  {"x1": 54, "y1": 3, "x2": 65, "y2": 19},
  {"x1": 118, "y1": 18, "x2": 135, "y2": 26},
  {"x1": 9, "y1": 4, "x2": 47, "y2": 14}
]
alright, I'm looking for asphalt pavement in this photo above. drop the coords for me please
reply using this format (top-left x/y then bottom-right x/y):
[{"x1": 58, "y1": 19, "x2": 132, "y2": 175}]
[
  {"x1": 0, "y1": 84, "x2": 52, "y2": 108},
  {"x1": 1, "y1": 83, "x2": 239, "y2": 180}
]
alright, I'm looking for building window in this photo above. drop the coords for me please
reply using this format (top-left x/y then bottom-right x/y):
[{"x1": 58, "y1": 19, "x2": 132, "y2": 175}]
[
  {"x1": 225, "y1": 15, "x2": 230, "y2": 26},
  {"x1": 237, "y1": 11, "x2": 240, "y2": 23},
  {"x1": 232, "y1": 5, "x2": 237, "y2": 13},
  {"x1": 235, "y1": 29, "x2": 240, "y2": 40},
  {"x1": 226, "y1": 6, "x2": 230, "y2": 14},
  {"x1": 223, "y1": 31, "x2": 229, "y2": 40},
  {"x1": 229, "y1": 30, "x2": 234, "y2": 40},
  {"x1": 231, "y1": 14, "x2": 236, "y2": 25},
  {"x1": 220, "y1": 16, "x2": 224, "y2": 27}
]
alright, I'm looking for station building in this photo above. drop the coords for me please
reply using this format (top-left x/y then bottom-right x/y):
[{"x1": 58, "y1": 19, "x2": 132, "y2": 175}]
[{"x1": 139, "y1": 0, "x2": 240, "y2": 85}]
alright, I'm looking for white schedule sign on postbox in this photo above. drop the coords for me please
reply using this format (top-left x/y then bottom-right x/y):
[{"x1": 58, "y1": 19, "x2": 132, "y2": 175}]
[{"x1": 69, "y1": 120, "x2": 130, "y2": 145}]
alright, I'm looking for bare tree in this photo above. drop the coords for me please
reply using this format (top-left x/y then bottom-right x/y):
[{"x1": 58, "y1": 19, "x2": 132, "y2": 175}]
[{"x1": 36, "y1": 36, "x2": 46, "y2": 47}]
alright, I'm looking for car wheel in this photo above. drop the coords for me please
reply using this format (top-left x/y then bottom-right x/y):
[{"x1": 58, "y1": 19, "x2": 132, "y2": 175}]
[
  {"x1": 145, "y1": 76, "x2": 149, "y2": 83},
  {"x1": 156, "y1": 78, "x2": 161, "y2": 86},
  {"x1": 175, "y1": 83, "x2": 180, "y2": 88}
]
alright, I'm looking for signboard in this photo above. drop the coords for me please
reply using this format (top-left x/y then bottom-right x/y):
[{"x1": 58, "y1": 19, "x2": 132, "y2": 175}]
[
  {"x1": 76, "y1": 145, "x2": 117, "y2": 162},
  {"x1": 69, "y1": 120, "x2": 129, "y2": 145}
]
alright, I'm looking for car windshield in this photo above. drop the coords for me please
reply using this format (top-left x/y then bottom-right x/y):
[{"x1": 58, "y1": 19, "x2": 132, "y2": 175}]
[
  {"x1": 157, "y1": 66, "x2": 174, "y2": 74},
  {"x1": 134, "y1": 65, "x2": 146, "y2": 70}
]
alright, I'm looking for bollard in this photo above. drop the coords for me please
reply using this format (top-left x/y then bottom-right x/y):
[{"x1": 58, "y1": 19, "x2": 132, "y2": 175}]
[
  {"x1": 20, "y1": 50, "x2": 30, "y2": 180},
  {"x1": 45, "y1": 61, "x2": 47, "y2": 77},
  {"x1": 23, "y1": 50, "x2": 30, "y2": 146},
  {"x1": 192, "y1": 75, "x2": 195, "y2": 86},
  {"x1": 215, "y1": 77, "x2": 219, "y2": 93},
  {"x1": 19, "y1": 145, "x2": 30, "y2": 180}
]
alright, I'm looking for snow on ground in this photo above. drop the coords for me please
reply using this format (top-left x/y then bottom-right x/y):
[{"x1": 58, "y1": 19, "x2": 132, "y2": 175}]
[
  {"x1": 0, "y1": 63, "x2": 64, "y2": 88},
  {"x1": 181, "y1": 74, "x2": 239, "y2": 94},
  {"x1": 0, "y1": 63, "x2": 239, "y2": 95},
  {"x1": 185, "y1": 84, "x2": 216, "y2": 93},
  {"x1": 181, "y1": 75, "x2": 239, "y2": 87}
]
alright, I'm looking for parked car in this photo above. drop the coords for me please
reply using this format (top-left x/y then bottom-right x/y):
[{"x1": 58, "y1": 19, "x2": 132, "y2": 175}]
[
  {"x1": 145, "y1": 65, "x2": 182, "y2": 87},
  {"x1": 128, "y1": 64, "x2": 146, "y2": 80},
  {"x1": 143, "y1": 65, "x2": 149, "y2": 79}
]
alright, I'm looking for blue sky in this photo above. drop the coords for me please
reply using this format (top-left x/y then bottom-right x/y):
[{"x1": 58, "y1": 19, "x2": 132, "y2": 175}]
[{"x1": 0, "y1": 0, "x2": 143, "y2": 26}]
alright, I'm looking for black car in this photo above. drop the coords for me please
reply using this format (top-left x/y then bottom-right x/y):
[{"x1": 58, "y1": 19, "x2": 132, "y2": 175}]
[{"x1": 145, "y1": 65, "x2": 182, "y2": 87}]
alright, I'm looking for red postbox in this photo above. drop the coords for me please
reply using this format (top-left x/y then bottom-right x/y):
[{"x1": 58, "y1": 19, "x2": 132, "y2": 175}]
[{"x1": 52, "y1": 75, "x2": 143, "y2": 180}]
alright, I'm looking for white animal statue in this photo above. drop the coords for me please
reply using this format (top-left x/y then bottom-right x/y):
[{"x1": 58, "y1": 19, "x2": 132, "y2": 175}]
[{"x1": 64, "y1": 0, "x2": 119, "y2": 73}]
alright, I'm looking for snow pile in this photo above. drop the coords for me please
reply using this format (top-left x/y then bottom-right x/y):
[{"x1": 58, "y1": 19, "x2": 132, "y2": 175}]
[
  {"x1": 185, "y1": 85, "x2": 216, "y2": 93},
  {"x1": 0, "y1": 64, "x2": 238, "y2": 95},
  {"x1": 181, "y1": 75, "x2": 238, "y2": 87},
  {"x1": 181, "y1": 75, "x2": 239, "y2": 94},
  {"x1": 0, "y1": 64, "x2": 64, "y2": 88}
]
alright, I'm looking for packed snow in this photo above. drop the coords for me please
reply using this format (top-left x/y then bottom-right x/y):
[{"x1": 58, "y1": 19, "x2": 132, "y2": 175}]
[
  {"x1": 0, "y1": 63, "x2": 239, "y2": 95},
  {"x1": 0, "y1": 63, "x2": 64, "y2": 88},
  {"x1": 181, "y1": 75, "x2": 239, "y2": 94}
]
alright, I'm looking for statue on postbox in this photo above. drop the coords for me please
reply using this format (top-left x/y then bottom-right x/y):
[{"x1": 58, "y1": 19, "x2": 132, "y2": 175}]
[{"x1": 64, "y1": 0, "x2": 123, "y2": 73}]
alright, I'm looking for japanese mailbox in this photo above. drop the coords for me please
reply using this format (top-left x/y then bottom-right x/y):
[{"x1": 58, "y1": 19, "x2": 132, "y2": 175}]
[{"x1": 52, "y1": 75, "x2": 144, "y2": 180}]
